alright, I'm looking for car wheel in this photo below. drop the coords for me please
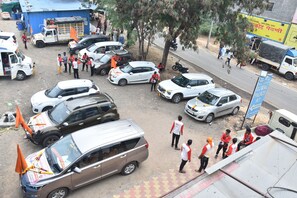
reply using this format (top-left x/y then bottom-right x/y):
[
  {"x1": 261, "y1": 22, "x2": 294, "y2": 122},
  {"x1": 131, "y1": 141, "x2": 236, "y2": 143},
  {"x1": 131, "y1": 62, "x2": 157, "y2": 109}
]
[
  {"x1": 171, "y1": 94, "x2": 182, "y2": 103},
  {"x1": 121, "y1": 161, "x2": 137, "y2": 175},
  {"x1": 100, "y1": 68, "x2": 108, "y2": 76},
  {"x1": 16, "y1": 71, "x2": 26, "y2": 80},
  {"x1": 232, "y1": 107, "x2": 239, "y2": 115},
  {"x1": 36, "y1": 41, "x2": 45, "y2": 48},
  {"x1": 261, "y1": 64, "x2": 270, "y2": 71},
  {"x1": 118, "y1": 79, "x2": 127, "y2": 86},
  {"x1": 205, "y1": 113, "x2": 214, "y2": 123},
  {"x1": 42, "y1": 106, "x2": 53, "y2": 112},
  {"x1": 285, "y1": 72, "x2": 294, "y2": 80},
  {"x1": 42, "y1": 135, "x2": 60, "y2": 147},
  {"x1": 47, "y1": 187, "x2": 69, "y2": 198}
]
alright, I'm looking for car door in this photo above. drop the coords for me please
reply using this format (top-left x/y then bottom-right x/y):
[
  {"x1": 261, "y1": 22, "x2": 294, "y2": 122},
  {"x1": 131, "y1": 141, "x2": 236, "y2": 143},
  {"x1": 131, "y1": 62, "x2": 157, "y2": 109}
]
[
  {"x1": 128, "y1": 67, "x2": 143, "y2": 83},
  {"x1": 81, "y1": 106, "x2": 102, "y2": 127},
  {"x1": 44, "y1": 30, "x2": 57, "y2": 43},
  {"x1": 93, "y1": 47, "x2": 105, "y2": 59},
  {"x1": 215, "y1": 96, "x2": 232, "y2": 117},
  {"x1": 57, "y1": 88, "x2": 77, "y2": 102},
  {"x1": 8, "y1": 53, "x2": 20, "y2": 80},
  {"x1": 60, "y1": 110, "x2": 85, "y2": 134},
  {"x1": 184, "y1": 79, "x2": 199, "y2": 98},
  {"x1": 139, "y1": 67, "x2": 155, "y2": 83}
]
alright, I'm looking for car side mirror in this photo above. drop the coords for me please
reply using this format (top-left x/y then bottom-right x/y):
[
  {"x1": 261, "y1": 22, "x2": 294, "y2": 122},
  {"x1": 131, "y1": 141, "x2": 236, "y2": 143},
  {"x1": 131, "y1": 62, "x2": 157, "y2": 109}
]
[
  {"x1": 73, "y1": 167, "x2": 81, "y2": 174},
  {"x1": 63, "y1": 122, "x2": 69, "y2": 126},
  {"x1": 217, "y1": 103, "x2": 222, "y2": 107},
  {"x1": 58, "y1": 95, "x2": 62, "y2": 99},
  {"x1": 129, "y1": 72, "x2": 133, "y2": 75},
  {"x1": 187, "y1": 85, "x2": 191, "y2": 88}
]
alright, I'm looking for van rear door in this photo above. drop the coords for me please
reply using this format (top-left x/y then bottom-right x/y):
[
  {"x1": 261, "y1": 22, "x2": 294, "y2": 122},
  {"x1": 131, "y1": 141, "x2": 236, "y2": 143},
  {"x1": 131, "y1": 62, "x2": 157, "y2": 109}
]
[{"x1": 9, "y1": 53, "x2": 19, "y2": 80}]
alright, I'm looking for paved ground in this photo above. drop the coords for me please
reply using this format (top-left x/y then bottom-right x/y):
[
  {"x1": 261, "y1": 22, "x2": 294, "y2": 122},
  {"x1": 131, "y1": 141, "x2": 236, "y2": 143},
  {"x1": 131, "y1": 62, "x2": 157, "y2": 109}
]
[{"x1": 0, "y1": 19, "x2": 272, "y2": 198}]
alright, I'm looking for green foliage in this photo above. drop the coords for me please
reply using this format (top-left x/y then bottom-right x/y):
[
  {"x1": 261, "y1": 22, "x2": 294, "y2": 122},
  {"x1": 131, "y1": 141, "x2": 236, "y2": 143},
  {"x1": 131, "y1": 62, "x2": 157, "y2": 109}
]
[{"x1": 199, "y1": 18, "x2": 218, "y2": 36}]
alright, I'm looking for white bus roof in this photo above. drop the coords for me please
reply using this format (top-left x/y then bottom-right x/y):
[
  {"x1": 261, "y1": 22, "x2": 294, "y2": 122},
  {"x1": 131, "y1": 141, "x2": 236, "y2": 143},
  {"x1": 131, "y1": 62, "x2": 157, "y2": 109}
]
[{"x1": 0, "y1": 39, "x2": 18, "y2": 51}]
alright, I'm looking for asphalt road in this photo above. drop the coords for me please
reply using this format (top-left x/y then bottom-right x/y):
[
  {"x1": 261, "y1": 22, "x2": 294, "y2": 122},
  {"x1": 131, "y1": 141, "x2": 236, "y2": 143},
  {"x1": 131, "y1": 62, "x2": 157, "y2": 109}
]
[{"x1": 153, "y1": 37, "x2": 297, "y2": 115}]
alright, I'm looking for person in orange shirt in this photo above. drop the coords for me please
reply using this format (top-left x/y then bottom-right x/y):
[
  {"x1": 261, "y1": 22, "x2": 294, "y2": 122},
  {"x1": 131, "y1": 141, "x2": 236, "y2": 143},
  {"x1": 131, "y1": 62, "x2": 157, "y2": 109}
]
[
  {"x1": 81, "y1": 53, "x2": 89, "y2": 71},
  {"x1": 150, "y1": 71, "x2": 160, "y2": 91},
  {"x1": 224, "y1": 138, "x2": 238, "y2": 158},
  {"x1": 237, "y1": 126, "x2": 254, "y2": 151},
  {"x1": 196, "y1": 137, "x2": 214, "y2": 173},
  {"x1": 57, "y1": 54, "x2": 62, "y2": 74},
  {"x1": 215, "y1": 129, "x2": 231, "y2": 159},
  {"x1": 68, "y1": 54, "x2": 75, "y2": 74}
]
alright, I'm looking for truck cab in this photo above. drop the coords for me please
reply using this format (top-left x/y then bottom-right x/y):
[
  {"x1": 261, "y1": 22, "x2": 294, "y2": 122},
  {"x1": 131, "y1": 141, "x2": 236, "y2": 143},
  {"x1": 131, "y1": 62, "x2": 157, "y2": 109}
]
[
  {"x1": 31, "y1": 27, "x2": 57, "y2": 48},
  {"x1": 278, "y1": 52, "x2": 297, "y2": 80},
  {"x1": 0, "y1": 40, "x2": 34, "y2": 80}
]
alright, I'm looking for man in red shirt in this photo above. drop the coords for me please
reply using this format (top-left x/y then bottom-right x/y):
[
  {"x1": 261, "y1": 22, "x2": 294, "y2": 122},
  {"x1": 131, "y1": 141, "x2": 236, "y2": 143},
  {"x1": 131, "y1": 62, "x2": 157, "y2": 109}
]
[
  {"x1": 237, "y1": 126, "x2": 254, "y2": 151},
  {"x1": 21, "y1": 32, "x2": 27, "y2": 49},
  {"x1": 150, "y1": 71, "x2": 160, "y2": 91},
  {"x1": 215, "y1": 129, "x2": 231, "y2": 159}
]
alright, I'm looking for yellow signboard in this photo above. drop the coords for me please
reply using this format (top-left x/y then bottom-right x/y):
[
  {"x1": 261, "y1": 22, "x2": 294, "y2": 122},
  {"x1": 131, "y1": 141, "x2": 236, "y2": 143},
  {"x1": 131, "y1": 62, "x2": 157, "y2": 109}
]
[
  {"x1": 243, "y1": 14, "x2": 289, "y2": 43},
  {"x1": 285, "y1": 24, "x2": 297, "y2": 49}
]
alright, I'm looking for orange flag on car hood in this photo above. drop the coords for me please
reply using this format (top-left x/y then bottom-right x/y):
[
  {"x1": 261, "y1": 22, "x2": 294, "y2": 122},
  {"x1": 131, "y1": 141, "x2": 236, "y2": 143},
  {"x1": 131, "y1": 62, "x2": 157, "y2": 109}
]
[
  {"x1": 70, "y1": 26, "x2": 78, "y2": 42},
  {"x1": 15, "y1": 105, "x2": 33, "y2": 135},
  {"x1": 15, "y1": 144, "x2": 28, "y2": 175}
]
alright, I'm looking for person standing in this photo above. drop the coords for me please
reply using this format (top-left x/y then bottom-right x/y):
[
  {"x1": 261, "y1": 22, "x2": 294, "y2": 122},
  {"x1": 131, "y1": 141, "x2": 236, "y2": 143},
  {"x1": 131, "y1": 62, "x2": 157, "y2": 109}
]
[
  {"x1": 215, "y1": 129, "x2": 231, "y2": 159},
  {"x1": 57, "y1": 54, "x2": 62, "y2": 74},
  {"x1": 224, "y1": 138, "x2": 238, "y2": 158},
  {"x1": 62, "y1": 52, "x2": 68, "y2": 73},
  {"x1": 68, "y1": 54, "x2": 74, "y2": 74},
  {"x1": 237, "y1": 126, "x2": 254, "y2": 151},
  {"x1": 88, "y1": 57, "x2": 95, "y2": 76},
  {"x1": 72, "y1": 58, "x2": 79, "y2": 79},
  {"x1": 196, "y1": 137, "x2": 214, "y2": 173},
  {"x1": 21, "y1": 32, "x2": 27, "y2": 49},
  {"x1": 112, "y1": 29, "x2": 118, "y2": 41},
  {"x1": 81, "y1": 53, "x2": 89, "y2": 71},
  {"x1": 179, "y1": 139, "x2": 192, "y2": 174},
  {"x1": 225, "y1": 49, "x2": 234, "y2": 66},
  {"x1": 150, "y1": 71, "x2": 160, "y2": 91},
  {"x1": 118, "y1": 31, "x2": 125, "y2": 44},
  {"x1": 170, "y1": 115, "x2": 184, "y2": 150}
]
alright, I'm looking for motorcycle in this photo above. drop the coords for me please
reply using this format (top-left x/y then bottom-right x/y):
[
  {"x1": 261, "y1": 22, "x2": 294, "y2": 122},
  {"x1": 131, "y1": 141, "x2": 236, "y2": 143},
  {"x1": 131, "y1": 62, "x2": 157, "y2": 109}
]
[
  {"x1": 170, "y1": 41, "x2": 178, "y2": 51},
  {"x1": 172, "y1": 60, "x2": 189, "y2": 73}
]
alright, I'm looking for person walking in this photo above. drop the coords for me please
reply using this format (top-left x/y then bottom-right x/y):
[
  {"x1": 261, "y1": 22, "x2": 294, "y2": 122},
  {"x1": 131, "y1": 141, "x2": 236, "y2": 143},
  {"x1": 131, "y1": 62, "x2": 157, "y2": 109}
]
[
  {"x1": 225, "y1": 49, "x2": 234, "y2": 66},
  {"x1": 72, "y1": 58, "x2": 79, "y2": 79},
  {"x1": 179, "y1": 139, "x2": 192, "y2": 174},
  {"x1": 21, "y1": 32, "x2": 27, "y2": 49},
  {"x1": 62, "y1": 52, "x2": 68, "y2": 73},
  {"x1": 196, "y1": 137, "x2": 214, "y2": 173},
  {"x1": 224, "y1": 138, "x2": 238, "y2": 158},
  {"x1": 57, "y1": 54, "x2": 62, "y2": 74},
  {"x1": 217, "y1": 42, "x2": 224, "y2": 59},
  {"x1": 150, "y1": 71, "x2": 160, "y2": 91},
  {"x1": 170, "y1": 115, "x2": 184, "y2": 150},
  {"x1": 88, "y1": 57, "x2": 95, "y2": 76},
  {"x1": 215, "y1": 129, "x2": 231, "y2": 159},
  {"x1": 81, "y1": 53, "x2": 89, "y2": 71},
  {"x1": 118, "y1": 31, "x2": 125, "y2": 45},
  {"x1": 237, "y1": 126, "x2": 254, "y2": 151},
  {"x1": 68, "y1": 54, "x2": 74, "y2": 74}
]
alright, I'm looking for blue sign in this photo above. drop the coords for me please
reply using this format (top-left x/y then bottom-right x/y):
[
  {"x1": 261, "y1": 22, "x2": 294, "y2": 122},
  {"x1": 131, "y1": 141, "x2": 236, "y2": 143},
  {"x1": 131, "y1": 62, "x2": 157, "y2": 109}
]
[{"x1": 246, "y1": 74, "x2": 273, "y2": 118}]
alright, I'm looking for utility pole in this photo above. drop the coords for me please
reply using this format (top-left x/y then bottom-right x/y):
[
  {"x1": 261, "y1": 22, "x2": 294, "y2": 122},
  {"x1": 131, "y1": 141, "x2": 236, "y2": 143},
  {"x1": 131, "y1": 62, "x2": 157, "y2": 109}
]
[{"x1": 206, "y1": 20, "x2": 214, "y2": 49}]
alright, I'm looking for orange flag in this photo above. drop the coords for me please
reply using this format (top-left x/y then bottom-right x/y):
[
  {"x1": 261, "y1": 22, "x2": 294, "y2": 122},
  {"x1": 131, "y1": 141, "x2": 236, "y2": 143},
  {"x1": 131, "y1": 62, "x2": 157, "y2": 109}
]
[
  {"x1": 111, "y1": 56, "x2": 117, "y2": 68},
  {"x1": 15, "y1": 144, "x2": 28, "y2": 175},
  {"x1": 15, "y1": 105, "x2": 33, "y2": 135},
  {"x1": 70, "y1": 26, "x2": 78, "y2": 42}
]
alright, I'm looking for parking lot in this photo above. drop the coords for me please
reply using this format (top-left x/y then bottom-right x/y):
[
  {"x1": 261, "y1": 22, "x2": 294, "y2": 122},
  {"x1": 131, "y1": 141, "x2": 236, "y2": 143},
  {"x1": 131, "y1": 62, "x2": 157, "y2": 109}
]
[{"x1": 0, "y1": 20, "x2": 270, "y2": 198}]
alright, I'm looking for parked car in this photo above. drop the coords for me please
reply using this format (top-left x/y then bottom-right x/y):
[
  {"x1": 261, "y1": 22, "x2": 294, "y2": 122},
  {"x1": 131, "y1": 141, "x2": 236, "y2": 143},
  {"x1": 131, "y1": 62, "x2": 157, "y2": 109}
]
[
  {"x1": 30, "y1": 79, "x2": 100, "y2": 113},
  {"x1": 184, "y1": 88, "x2": 242, "y2": 123},
  {"x1": 108, "y1": 61, "x2": 158, "y2": 86},
  {"x1": 26, "y1": 93, "x2": 119, "y2": 147},
  {"x1": 0, "y1": 31, "x2": 17, "y2": 47},
  {"x1": 68, "y1": 34, "x2": 110, "y2": 54},
  {"x1": 157, "y1": 73, "x2": 215, "y2": 103},
  {"x1": 78, "y1": 41, "x2": 123, "y2": 60},
  {"x1": 94, "y1": 49, "x2": 134, "y2": 75},
  {"x1": 21, "y1": 119, "x2": 149, "y2": 198}
]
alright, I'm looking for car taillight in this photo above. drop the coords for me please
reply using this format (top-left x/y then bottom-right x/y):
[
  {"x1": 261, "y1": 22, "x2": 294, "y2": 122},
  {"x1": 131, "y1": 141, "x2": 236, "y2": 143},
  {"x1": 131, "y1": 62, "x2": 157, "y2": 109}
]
[{"x1": 145, "y1": 140, "x2": 149, "y2": 148}]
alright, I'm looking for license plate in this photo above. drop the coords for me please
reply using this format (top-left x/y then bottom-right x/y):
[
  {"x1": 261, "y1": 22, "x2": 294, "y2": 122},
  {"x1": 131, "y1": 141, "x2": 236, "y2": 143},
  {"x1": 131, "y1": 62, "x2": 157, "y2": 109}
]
[{"x1": 187, "y1": 109, "x2": 195, "y2": 116}]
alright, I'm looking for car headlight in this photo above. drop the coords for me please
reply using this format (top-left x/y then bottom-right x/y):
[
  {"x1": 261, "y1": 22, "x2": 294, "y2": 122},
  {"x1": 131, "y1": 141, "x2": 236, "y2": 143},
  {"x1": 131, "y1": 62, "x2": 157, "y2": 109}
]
[
  {"x1": 166, "y1": 90, "x2": 172, "y2": 95},
  {"x1": 27, "y1": 184, "x2": 44, "y2": 191}
]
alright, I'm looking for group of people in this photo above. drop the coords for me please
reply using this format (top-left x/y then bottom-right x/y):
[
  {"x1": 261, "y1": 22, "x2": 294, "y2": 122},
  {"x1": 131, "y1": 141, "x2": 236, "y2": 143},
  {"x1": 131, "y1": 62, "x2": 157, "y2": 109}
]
[
  {"x1": 56, "y1": 52, "x2": 95, "y2": 78},
  {"x1": 169, "y1": 115, "x2": 258, "y2": 174}
]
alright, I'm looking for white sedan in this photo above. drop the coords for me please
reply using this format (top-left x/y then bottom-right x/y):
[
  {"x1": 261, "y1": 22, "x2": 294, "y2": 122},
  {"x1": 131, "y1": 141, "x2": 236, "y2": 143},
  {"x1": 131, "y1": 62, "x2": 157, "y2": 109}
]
[{"x1": 108, "y1": 61, "x2": 159, "y2": 86}]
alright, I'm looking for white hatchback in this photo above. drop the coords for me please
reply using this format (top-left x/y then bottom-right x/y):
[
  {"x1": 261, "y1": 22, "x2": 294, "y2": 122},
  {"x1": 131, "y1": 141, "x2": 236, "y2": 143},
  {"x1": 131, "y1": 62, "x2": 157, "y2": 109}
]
[
  {"x1": 108, "y1": 61, "x2": 158, "y2": 86},
  {"x1": 157, "y1": 73, "x2": 215, "y2": 103},
  {"x1": 30, "y1": 79, "x2": 100, "y2": 113}
]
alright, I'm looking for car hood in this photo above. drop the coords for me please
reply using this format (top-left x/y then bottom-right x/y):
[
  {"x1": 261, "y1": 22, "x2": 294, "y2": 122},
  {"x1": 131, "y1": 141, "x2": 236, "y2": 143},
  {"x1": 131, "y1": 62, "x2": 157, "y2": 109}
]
[
  {"x1": 33, "y1": 33, "x2": 43, "y2": 40},
  {"x1": 186, "y1": 97, "x2": 213, "y2": 110},
  {"x1": 28, "y1": 111, "x2": 55, "y2": 132},
  {"x1": 159, "y1": 79, "x2": 183, "y2": 91},
  {"x1": 24, "y1": 149, "x2": 56, "y2": 184},
  {"x1": 110, "y1": 67, "x2": 123, "y2": 75},
  {"x1": 22, "y1": 55, "x2": 33, "y2": 66},
  {"x1": 31, "y1": 90, "x2": 51, "y2": 106}
]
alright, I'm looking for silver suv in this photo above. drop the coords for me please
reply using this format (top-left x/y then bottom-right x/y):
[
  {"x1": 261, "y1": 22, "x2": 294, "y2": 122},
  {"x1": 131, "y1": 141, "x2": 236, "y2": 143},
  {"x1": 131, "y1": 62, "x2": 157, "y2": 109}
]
[{"x1": 184, "y1": 88, "x2": 242, "y2": 123}]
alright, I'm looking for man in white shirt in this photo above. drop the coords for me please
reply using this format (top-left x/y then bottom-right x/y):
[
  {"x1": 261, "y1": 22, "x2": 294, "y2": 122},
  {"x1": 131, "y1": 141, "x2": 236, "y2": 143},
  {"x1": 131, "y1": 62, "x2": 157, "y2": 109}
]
[
  {"x1": 170, "y1": 115, "x2": 184, "y2": 150},
  {"x1": 72, "y1": 58, "x2": 79, "y2": 79},
  {"x1": 179, "y1": 139, "x2": 192, "y2": 173}
]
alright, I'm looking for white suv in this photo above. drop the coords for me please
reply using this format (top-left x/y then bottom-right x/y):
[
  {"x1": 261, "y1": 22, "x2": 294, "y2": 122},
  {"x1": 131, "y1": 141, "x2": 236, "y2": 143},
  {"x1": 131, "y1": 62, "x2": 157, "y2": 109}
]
[
  {"x1": 30, "y1": 79, "x2": 100, "y2": 113},
  {"x1": 157, "y1": 73, "x2": 215, "y2": 103}
]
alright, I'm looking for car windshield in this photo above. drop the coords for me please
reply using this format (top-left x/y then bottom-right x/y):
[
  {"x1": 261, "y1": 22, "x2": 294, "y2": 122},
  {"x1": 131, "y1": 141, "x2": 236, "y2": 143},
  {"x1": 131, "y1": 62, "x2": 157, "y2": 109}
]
[
  {"x1": 171, "y1": 75, "x2": 190, "y2": 87},
  {"x1": 197, "y1": 91, "x2": 220, "y2": 105},
  {"x1": 15, "y1": 50, "x2": 25, "y2": 61},
  {"x1": 46, "y1": 135, "x2": 81, "y2": 172},
  {"x1": 45, "y1": 85, "x2": 62, "y2": 98},
  {"x1": 99, "y1": 55, "x2": 111, "y2": 63},
  {"x1": 87, "y1": 44, "x2": 97, "y2": 52},
  {"x1": 48, "y1": 102, "x2": 70, "y2": 124},
  {"x1": 293, "y1": 59, "x2": 297, "y2": 65},
  {"x1": 77, "y1": 37, "x2": 86, "y2": 44},
  {"x1": 119, "y1": 64, "x2": 133, "y2": 73}
]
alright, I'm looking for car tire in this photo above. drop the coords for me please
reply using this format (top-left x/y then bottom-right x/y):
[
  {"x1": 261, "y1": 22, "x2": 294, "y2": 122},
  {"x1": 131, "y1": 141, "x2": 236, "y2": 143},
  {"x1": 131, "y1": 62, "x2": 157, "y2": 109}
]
[
  {"x1": 118, "y1": 79, "x2": 127, "y2": 86},
  {"x1": 121, "y1": 161, "x2": 137, "y2": 176},
  {"x1": 36, "y1": 41, "x2": 45, "y2": 48},
  {"x1": 205, "y1": 113, "x2": 214, "y2": 123},
  {"x1": 100, "y1": 68, "x2": 108, "y2": 76},
  {"x1": 285, "y1": 72, "x2": 294, "y2": 80},
  {"x1": 172, "y1": 65, "x2": 178, "y2": 71},
  {"x1": 171, "y1": 94, "x2": 182, "y2": 103},
  {"x1": 261, "y1": 64, "x2": 270, "y2": 71},
  {"x1": 42, "y1": 135, "x2": 60, "y2": 147},
  {"x1": 16, "y1": 71, "x2": 26, "y2": 80},
  {"x1": 42, "y1": 106, "x2": 53, "y2": 112},
  {"x1": 231, "y1": 107, "x2": 239, "y2": 115},
  {"x1": 47, "y1": 187, "x2": 69, "y2": 198}
]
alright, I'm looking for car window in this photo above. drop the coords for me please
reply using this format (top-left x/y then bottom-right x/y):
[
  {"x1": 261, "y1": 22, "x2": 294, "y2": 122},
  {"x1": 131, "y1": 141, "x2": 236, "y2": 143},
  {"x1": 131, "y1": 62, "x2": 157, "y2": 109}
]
[
  {"x1": 83, "y1": 107, "x2": 100, "y2": 118},
  {"x1": 46, "y1": 31, "x2": 53, "y2": 36},
  {"x1": 66, "y1": 111, "x2": 83, "y2": 123},
  {"x1": 131, "y1": 68, "x2": 143, "y2": 73},
  {"x1": 95, "y1": 47, "x2": 105, "y2": 54},
  {"x1": 78, "y1": 150, "x2": 100, "y2": 168},
  {"x1": 101, "y1": 104, "x2": 112, "y2": 112},
  {"x1": 95, "y1": 38, "x2": 105, "y2": 42},
  {"x1": 121, "y1": 138, "x2": 140, "y2": 151},
  {"x1": 197, "y1": 80, "x2": 209, "y2": 85},
  {"x1": 188, "y1": 80, "x2": 198, "y2": 86},
  {"x1": 100, "y1": 143, "x2": 122, "y2": 160},
  {"x1": 84, "y1": 40, "x2": 93, "y2": 46},
  {"x1": 77, "y1": 87, "x2": 89, "y2": 94},
  {"x1": 171, "y1": 75, "x2": 190, "y2": 87},
  {"x1": 114, "y1": 45, "x2": 122, "y2": 50},
  {"x1": 218, "y1": 96, "x2": 229, "y2": 104},
  {"x1": 0, "y1": 36, "x2": 9, "y2": 40},
  {"x1": 285, "y1": 58, "x2": 292, "y2": 65},
  {"x1": 229, "y1": 95, "x2": 237, "y2": 101},
  {"x1": 142, "y1": 67, "x2": 154, "y2": 72},
  {"x1": 60, "y1": 89, "x2": 77, "y2": 97}
]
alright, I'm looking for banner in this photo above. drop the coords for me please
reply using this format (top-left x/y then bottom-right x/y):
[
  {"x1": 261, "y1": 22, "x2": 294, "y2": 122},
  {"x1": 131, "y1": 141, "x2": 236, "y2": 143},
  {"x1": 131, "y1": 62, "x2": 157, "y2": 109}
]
[
  {"x1": 243, "y1": 14, "x2": 289, "y2": 43},
  {"x1": 284, "y1": 24, "x2": 297, "y2": 49}
]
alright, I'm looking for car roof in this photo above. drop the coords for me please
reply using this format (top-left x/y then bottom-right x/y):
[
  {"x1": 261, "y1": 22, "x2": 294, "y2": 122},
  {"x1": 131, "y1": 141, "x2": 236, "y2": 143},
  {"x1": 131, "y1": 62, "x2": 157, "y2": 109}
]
[
  {"x1": 129, "y1": 61, "x2": 156, "y2": 68},
  {"x1": 206, "y1": 87, "x2": 237, "y2": 97},
  {"x1": 94, "y1": 41, "x2": 122, "y2": 47},
  {"x1": 182, "y1": 73, "x2": 213, "y2": 80},
  {"x1": 72, "y1": 119, "x2": 144, "y2": 153},
  {"x1": 57, "y1": 79, "x2": 93, "y2": 89},
  {"x1": 65, "y1": 93, "x2": 110, "y2": 111},
  {"x1": 81, "y1": 34, "x2": 109, "y2": 40},
  {"x1": 0, "y1": 32, "x2": 15, "y2": 36}
]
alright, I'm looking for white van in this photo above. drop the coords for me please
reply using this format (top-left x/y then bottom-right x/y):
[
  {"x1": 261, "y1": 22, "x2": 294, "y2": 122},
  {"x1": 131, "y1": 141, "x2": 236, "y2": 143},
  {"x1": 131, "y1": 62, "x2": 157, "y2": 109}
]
[
  {"x1": 0, "y1": 40, "x2": 34, "y2": 80},
  {"x1": 0, "y1": 32, "x2": 18, "y2": 47},
  {"x1": 78, "y1": 41, "x2": 123, "y2": 60}
]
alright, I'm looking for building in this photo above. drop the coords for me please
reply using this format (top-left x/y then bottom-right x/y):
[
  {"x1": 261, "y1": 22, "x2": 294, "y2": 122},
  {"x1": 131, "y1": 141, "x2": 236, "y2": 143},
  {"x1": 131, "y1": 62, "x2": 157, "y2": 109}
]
[
  {"x1": 18, "y1": 0, "x2": 95, "y2": 35},
  {"x1": 164, "y1": 131, "x2": 297, "y2": 197}
]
